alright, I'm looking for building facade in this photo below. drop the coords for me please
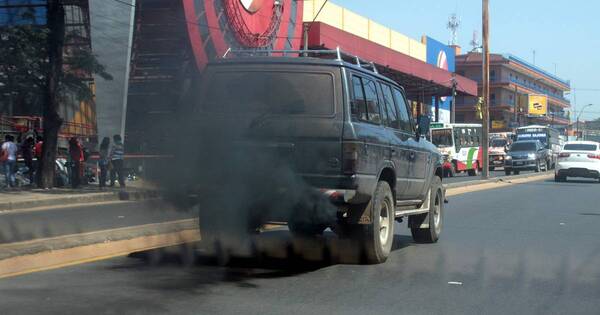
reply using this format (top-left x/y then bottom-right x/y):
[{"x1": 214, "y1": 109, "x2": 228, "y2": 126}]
[
  {"x1": 0, "y1": 0, "x2": 98, "y2": 144},
  {"x1": 455, "y1": 52, "x2": 571, "y2": 133}
]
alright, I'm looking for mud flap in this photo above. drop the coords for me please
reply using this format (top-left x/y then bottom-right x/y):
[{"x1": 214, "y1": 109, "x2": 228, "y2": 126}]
[{"x1": 408, "y1": 189, "x2": 432, "y2": 229}]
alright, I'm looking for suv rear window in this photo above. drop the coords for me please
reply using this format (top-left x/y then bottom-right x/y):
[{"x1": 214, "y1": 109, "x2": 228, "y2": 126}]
[
  {"x1": 563, "y1": 143, "x2": 598, "y2": 151},
  {"x1": 202, "y1": 71, "x2": 334, "y2": 115}
]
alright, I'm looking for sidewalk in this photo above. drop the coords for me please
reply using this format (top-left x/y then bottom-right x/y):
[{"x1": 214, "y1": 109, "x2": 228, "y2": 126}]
[{"x1": 0, "y1": 179, "x2": 159, "y2": 212}]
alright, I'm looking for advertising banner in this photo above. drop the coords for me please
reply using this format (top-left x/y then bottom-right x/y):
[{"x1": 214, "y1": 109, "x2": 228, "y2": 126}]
[
  {"x1": 425, "y1": 36, "x2": 456, "y2": 124},
  {"x1": 528, "y1": 94, "x2": 548, "y2": 116}
]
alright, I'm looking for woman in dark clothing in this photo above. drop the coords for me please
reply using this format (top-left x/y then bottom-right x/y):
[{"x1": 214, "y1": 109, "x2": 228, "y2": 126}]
[{"x1": 98, "y1": 137, "x2": 110, "y2": 189}]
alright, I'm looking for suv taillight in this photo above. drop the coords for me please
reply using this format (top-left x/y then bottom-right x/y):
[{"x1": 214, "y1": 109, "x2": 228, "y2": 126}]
[
  {"x1": 343, "y1": 142, "x2": 360, "y2": 174},
  {"x1": 587, "y1": 154, "x2": 600, "y2": 160},
  {"x1": 559, "y1": 153, "x2": 570, "y2": 158}
]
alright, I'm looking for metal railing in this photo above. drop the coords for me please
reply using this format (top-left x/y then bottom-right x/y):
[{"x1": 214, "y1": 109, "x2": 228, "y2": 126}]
[{"x1": 223, "y1": 47, "x2": 379, "y2": 74}]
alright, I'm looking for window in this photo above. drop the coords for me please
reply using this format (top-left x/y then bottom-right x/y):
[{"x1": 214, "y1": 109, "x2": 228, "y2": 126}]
[
  {"x1": 392, "y1": 88, "x2": 413, "y2": 132},
  {"x1": 351, "y1": 76, "x2": 368, "y2": 121},
  {"x1": 490, "y1": 70, "x2": 496, "y2": 81},
  {"x1": 204, "y1": 71, "x2": 335, "y2": 115},
  {"x1": 380, "y1": 83, "x2": 400, "y2": 129},
  {"x1": 563, "y1": 143, "x2": 598, "y2": 151},
  {"x1": 363, "y1": 78, "x2": 382, "y2": 124}
]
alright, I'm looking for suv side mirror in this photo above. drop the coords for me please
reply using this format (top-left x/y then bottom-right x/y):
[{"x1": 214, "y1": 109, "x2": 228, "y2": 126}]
[{"x1": 417, "y1": 115, "x2": 431, "y2": 138}]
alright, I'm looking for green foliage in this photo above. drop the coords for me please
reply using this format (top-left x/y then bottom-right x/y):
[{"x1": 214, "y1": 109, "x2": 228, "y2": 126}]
[{"x1": 0, "y1": 9, "x2": 112, "y2": 113}]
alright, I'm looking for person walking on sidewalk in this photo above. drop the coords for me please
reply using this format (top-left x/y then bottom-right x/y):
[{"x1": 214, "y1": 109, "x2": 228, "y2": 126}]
[
  {"x1": 1, "y1": 135, "x2": 18, "y2": 188},
  {"x1": 98, "y1": 137, "x2": 110, "y2": 189},
  {"x1": 21, "y1": 136, "x2": 35, "y2": 185},
  {"x1": 68, "y1": 137, "x2": 84, "y2": 188},
  {"x1": 109, "y1": 134, "x2": 125, "y2": 188},
  {"x1": 33, "y1": 135, "x2": 43, "y2": 186}
]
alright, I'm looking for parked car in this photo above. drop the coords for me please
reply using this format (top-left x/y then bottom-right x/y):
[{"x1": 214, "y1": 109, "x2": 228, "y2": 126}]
[
  {"x1": 191, "y1": 50, "x2": 445, "y2": 264},
  {"x1": 555, "y1": 141, "x2": 600, "y2": 182},
  {"x1": 504, "y1": 140, "x2": 549, "y2": 175}
]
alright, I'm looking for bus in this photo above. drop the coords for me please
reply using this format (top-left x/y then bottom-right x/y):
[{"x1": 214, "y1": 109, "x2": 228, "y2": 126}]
[
  {"x1": 430, "y1": 123, "x2": 483, "y2": 177},
  {"x1": 515, "y1": 125, "x2": 560, "y2": 168}
]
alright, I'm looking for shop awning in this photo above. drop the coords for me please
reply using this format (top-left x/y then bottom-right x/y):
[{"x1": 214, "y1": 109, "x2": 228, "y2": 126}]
[{"x1": 306, "y1": 22, "x2": 478, "y2": 99}]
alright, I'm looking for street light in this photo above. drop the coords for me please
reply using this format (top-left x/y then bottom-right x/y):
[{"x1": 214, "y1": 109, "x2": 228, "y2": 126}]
[{"x1": 576, "y1": 103, "x2": 593, "y2": 140}]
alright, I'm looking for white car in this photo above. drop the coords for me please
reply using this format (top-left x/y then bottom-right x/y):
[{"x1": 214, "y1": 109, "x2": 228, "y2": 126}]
[{"x1": 555, "y1": 141, "x2": 600, "y2": 182}]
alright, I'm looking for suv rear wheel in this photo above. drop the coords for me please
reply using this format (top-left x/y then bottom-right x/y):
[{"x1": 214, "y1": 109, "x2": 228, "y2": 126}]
[
  {"x1": 410, "y1": 176, "x2": 443, "y2": 243},
  {"x1": 342, "y1": 181, "x2": 395, "y2": 264}
]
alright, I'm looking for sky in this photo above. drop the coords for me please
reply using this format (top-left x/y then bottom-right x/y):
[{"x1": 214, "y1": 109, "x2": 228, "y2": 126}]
[{"x1": 337, "y1": 0, "x2": 600, "y2": 121}]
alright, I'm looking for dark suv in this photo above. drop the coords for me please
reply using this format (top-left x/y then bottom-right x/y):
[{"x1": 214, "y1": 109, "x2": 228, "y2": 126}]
[
  {"x1": 189, "y1": 51, "x2": 444, "y2": 264},
  {"x1": 504, "y1": 140, "x2": 550, "y2": 175}
]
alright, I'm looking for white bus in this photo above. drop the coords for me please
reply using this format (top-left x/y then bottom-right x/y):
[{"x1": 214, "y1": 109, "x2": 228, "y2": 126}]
[{"x1": 429, "y1": 123, "x2": 483, "y2": 177}]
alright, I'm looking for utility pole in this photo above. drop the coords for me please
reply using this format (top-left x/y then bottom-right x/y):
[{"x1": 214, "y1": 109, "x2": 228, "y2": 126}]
[
  {"x1": 39, "y1": 0, "x2": 65, "y2": 188},
  {"x1": 481, "y1": 0, "x2": 490, "y2": 179},
  {"x1": 451, "y1": 73, "x2": 457, "y2": 123}
]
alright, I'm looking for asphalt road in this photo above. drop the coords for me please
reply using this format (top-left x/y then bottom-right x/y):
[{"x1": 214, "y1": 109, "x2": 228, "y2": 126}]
[
  {"x1": 0, "y1": 199, "x2": 197, "y2": 243},
  {"x1": 2, "y1": 177, "x2": 600, "y2": 314}
]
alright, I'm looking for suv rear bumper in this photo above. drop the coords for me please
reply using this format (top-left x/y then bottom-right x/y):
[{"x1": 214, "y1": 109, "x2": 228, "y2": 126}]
[{"x1": 302, "y1": 173, "x2": 375, "y2": 204}]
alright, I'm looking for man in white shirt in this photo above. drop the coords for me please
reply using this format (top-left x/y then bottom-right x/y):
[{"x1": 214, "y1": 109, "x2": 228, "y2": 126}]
[{"x1": 2, "y1": 135, "x2": 18, "y2": 188}]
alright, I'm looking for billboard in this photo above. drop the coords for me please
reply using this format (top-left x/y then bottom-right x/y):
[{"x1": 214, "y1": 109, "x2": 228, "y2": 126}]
[
  {"x1": 528, "y1": 94, "x2": 548, "y2": 116},
  {"x1": 183, "y1": 0, "x2": 304, "y2": 70},
  {"x1": 425, "y1": 36, "x2": 456, "y2": 123}
]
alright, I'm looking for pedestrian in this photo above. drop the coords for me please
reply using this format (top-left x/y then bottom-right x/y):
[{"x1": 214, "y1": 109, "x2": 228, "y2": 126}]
[
  {"x1": 21, "y1": 136, "x2": 35, "y2": 185},
  {"x1": 1, "y1": 135, "x2": 18, "y2": 188},
  {"x1": 109, "y1": 134, "x2": 125, "y2": 188},
  {"x1": 98, "y1": 137, "x2": 110, "y2": 189},
  {"x1": 68, "y1": 137, "x2": 83, "y2": 188},
  {"x1": 34, "y1": 135, "x2": 43, "y2": 186}
]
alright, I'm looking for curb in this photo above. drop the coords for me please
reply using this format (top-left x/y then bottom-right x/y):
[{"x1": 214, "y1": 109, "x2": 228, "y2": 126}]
[
  {"x1": 0, "y1": 189, "x2": 160, "y2": 213},
  {"x1": 0, "y1": 218, "x2": 198, "y2": 262},
  {"x1": 444, "y1": 171, "x2": 553, "y2": 189},
  {"x1": 0, "y1": 219, "x2": 200, "y2": 278}
]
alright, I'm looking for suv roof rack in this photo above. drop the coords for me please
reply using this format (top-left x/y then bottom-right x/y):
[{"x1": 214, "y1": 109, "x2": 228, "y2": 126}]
[{"x1": 222, "y1": 47, "x2": 379, "y2": 74}]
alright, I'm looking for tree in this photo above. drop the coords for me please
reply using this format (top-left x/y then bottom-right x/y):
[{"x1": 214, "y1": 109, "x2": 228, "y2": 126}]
[{"x1": 0, "y1": 2, "x2": 112, "y2": 188}]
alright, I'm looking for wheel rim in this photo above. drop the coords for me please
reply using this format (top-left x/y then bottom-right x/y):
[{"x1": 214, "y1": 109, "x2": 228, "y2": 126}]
[
  {"x1": 433, "y1": 189, "x2": 442, "y2": 234},
  {"x1": 379, "y1": 198, "x2": 391, "y2": 246}
]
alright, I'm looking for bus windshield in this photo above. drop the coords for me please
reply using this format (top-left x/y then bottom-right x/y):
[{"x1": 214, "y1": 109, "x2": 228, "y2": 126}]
[
  {"x1": 431, "y1": 129, "x2": 453, "y2": 147},
  {"x1": 516, "y1": 133, "x2": 547, "y2": 145}
]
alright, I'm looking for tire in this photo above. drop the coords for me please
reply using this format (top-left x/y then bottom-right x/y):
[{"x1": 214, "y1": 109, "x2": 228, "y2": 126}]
[
  {"x1": 554, "y1": 174, "x2": 565, "y2": 182},
  {"x1": 505, "y1": 169, "x2": 511, "y2": 176},
  {"x1": 343, "y1": 181, "x2": 395, "y2": 264},
  {"x1": 410, "y1": 176, "x2": 443, "y2": 243},
  {"x1": 545, "y1": 160, "x2": 550, "y2": 172},
  {"x1": 534, "y1": 161, "x2": 541, "y2": 173},
  {"x1": 467, "y1": 164, "x2": 479, "y2": 177}
]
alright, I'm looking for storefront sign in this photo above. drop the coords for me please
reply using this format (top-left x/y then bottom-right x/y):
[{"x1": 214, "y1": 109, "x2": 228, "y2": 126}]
[{"x1": 528, "y1": 94, "x2": 548, "y2": 116}]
